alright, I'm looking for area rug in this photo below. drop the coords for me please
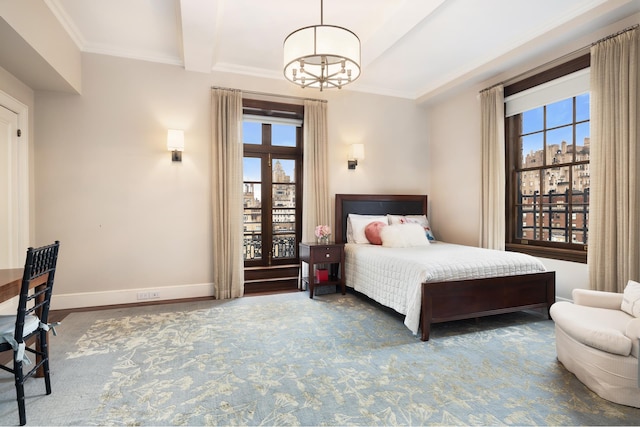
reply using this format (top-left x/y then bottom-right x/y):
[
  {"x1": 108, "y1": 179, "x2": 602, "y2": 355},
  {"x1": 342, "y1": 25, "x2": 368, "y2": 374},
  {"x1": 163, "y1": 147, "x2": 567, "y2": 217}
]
[{"x1": 1, "y1": 291, "x2": 639, "y2": 426}]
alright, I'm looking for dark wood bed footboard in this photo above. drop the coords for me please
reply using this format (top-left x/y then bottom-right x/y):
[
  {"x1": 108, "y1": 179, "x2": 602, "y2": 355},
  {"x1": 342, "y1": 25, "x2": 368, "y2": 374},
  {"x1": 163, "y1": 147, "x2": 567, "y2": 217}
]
[{"x1": 420, "y1": 271, "x2": 556, "y2": 341}]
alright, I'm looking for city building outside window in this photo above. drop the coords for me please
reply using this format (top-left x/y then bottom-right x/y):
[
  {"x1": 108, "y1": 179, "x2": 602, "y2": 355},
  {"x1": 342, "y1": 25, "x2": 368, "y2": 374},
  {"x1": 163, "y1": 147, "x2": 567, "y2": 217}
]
[{"x1": 505, "y1": 54, "x2": 590, "y2": 263}]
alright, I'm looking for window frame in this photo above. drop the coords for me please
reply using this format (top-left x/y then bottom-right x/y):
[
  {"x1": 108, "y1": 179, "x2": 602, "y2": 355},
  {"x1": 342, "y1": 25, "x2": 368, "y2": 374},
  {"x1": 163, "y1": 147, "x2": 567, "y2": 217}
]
[
  {"x1": 504, "y1": 54, "x2": 590, "y2": 263},
  {"x1": 242, "y1": 99, "x2": 303, "y2": 268}
]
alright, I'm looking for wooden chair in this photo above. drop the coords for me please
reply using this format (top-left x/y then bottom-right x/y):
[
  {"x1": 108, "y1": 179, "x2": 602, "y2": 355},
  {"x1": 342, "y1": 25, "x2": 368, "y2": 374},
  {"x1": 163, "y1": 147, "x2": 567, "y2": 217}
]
[{"x1": 0, "y1": 241, "x2": 60, "y2": 426}]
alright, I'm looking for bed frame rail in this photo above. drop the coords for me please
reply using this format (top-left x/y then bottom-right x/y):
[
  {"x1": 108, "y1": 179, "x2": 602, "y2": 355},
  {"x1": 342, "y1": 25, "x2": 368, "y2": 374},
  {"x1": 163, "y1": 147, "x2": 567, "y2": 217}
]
[{"x1": 420, "y1": 271, "x2": 556, "y2": 341}]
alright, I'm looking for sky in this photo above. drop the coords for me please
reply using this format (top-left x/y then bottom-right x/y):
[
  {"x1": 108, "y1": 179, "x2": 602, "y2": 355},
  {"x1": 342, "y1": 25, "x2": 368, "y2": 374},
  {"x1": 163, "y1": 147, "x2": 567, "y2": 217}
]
[{"x1": 242, "y1": 121, "x2": 297, "y2": 182}]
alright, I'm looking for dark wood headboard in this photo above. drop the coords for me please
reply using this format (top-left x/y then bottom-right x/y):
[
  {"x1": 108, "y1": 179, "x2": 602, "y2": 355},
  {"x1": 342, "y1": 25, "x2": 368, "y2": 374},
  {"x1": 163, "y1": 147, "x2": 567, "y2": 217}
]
[{"x1": 335, "y1": 194, "x2": 428, "y2": 243}]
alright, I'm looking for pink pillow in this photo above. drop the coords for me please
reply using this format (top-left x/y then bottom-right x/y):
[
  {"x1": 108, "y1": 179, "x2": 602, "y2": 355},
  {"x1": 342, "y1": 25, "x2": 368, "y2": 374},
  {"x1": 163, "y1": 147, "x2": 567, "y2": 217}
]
[{"x1": 364, "y1": 221, "x2": 387, "y2": 245}]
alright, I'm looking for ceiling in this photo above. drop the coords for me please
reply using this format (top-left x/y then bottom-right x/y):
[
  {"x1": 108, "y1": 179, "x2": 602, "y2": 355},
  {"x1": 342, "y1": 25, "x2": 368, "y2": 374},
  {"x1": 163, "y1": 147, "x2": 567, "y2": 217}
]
[{"x1": 45, "y1": 0, "x2": 640, "y2": 100}]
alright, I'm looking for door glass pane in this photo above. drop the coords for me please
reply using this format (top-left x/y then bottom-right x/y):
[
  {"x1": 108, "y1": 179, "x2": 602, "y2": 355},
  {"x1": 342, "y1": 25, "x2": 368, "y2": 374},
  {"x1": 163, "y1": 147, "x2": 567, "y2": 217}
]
[
  {"x1": 243, "y1": 157, "x2": 262, "y2": 261},
  {"x1": 272, "y1": 159, "x2": 295, "y2": 183},
  {"x1": 243, "y1": 157, "x2": 261, "y2": 181},
  {"x1": 243, "y1": 121, "x2": 261, "y2": 145},
  {"x1": 272, "y1": 124, "x2": 297, "y2": 147},
  {"x1": 272, "y1": 158, "x2": 296, "y2": 260}
]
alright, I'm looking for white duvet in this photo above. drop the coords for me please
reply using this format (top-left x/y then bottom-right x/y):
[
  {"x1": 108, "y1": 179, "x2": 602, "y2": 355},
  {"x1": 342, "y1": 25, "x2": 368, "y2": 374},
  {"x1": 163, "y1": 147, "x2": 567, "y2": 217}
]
[{"x1": 344, "y1": 242, "x2": 547, "y2": 334}]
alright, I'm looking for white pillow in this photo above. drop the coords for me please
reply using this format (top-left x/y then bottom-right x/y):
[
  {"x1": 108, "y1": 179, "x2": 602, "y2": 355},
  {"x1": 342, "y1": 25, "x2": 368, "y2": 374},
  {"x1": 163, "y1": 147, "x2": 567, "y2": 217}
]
[
  {"x1": 621, "y1": 280, "x2": 640, "y2": 317},
  {"x1": 347, "y1": 214, "x2": 388, "y2": 244},
  {"x1": 388, "y1": 214, "x2": 436, "y2": 241},
  {"x1": 380, "y1": 223, "x2": 430, "y2": 248}
]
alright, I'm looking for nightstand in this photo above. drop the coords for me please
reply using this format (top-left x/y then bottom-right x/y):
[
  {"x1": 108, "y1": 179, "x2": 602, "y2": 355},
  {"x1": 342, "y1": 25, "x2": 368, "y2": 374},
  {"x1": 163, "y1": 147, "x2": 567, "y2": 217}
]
[{"x1": 298, "y1": 242, "x2": 345, "y2": 299}]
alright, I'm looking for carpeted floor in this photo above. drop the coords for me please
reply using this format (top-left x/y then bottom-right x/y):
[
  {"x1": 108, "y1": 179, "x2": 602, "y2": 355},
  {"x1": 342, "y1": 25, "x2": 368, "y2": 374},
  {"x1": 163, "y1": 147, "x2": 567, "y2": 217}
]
[{"x1": 1, "y1": 291, "x2": 640, "y2": 426}]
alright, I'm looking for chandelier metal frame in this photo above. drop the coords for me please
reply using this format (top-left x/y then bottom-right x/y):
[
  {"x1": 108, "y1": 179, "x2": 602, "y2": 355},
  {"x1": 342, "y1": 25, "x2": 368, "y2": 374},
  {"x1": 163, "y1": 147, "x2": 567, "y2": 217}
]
[{"x1": 283, "y1": 0, "x2": 361, "y2": 90}]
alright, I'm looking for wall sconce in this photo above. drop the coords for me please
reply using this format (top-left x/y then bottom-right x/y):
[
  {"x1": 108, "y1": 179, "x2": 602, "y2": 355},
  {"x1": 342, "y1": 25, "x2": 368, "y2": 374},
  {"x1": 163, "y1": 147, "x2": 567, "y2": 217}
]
[
  {"x1": 167, "y1": 129, "x2": 184, "y2": 162},
  {"x1": 348, "y1": 143, "x2": 365, "y2": 169}
]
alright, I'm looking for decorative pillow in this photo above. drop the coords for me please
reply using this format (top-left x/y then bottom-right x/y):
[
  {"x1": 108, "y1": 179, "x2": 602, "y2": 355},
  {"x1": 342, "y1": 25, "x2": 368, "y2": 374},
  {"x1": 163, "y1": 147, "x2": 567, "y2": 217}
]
[
  {"x1": 364, "y1": 221, "x2": 387, "y2": 245},
  {"x1": 347, "y1": 214, "x2": 388, "y2": 244},
  {"x1": 621, "y1": 280, "x2": 640, "y2": 317},
  {"x1": 388, "y1": 214, "x2": 436, "y2": 241},
  {"x1": 380, "y1": 223, "x2": 430, "y2": 248}
]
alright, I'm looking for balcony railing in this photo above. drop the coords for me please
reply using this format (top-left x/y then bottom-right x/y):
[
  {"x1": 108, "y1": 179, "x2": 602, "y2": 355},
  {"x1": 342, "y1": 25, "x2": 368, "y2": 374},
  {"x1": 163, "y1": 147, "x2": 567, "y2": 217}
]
[
  {"x1": 244, "y1": 233, "x2": 297, "y2": 261},
  {"x1": 517, "y1": 189, "x2": 589, "y2": 244}
]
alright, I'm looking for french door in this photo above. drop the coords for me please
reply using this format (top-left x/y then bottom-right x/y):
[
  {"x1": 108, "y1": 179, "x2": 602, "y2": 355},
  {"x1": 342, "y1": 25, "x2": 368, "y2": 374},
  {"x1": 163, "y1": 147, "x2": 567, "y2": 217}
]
[{"x1": 242, "y1": 100, "x2": 303, "y2": 292}]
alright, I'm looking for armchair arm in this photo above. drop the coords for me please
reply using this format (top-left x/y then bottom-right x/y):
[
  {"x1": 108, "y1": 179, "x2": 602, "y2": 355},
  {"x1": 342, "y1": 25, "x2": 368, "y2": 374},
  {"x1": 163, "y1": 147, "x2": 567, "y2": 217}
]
[
  {"x1": 573, "y1": 288, "x2": 623, "y2": 309},
  {"x1": 625, "y1": 317, "x2": 640, "y2": 339}
]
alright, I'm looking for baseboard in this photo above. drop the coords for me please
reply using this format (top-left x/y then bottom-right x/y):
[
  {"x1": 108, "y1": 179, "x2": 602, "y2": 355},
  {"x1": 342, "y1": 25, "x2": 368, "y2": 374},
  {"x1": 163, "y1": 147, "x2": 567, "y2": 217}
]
[{"x1": 49, "y1": 282, "x2": 215, "y2": 310}]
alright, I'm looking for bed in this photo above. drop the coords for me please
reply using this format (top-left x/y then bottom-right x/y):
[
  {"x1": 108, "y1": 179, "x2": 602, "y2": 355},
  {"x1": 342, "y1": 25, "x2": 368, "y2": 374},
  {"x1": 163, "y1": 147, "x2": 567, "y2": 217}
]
[{"x1": 335, "y1": 194, "x2": 556, "y2": 341}]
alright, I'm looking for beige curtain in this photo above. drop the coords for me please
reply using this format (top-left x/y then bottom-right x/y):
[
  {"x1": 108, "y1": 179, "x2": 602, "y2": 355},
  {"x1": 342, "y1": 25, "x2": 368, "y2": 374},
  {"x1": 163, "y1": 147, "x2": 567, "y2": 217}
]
[
  {"x1": 302, "y1": 100, "x2": 331, "y2": 242},
  {"x1": 479, "y1": 85, "x2": 506, "y2": 250},
  {"x1": 211, "y1": 88, "x2": 244, "y2": 299},
  {"x1": 588, "y1": 27, "x2": 640, "y2": 292}
]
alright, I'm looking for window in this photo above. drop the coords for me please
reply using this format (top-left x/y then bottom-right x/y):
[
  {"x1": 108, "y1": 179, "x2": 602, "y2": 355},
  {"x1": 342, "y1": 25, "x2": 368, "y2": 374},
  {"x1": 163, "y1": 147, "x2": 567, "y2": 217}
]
[
  {"x1": 242, "y1": 99, "x2": 303, "y2": 292},
  {"x1": 505, "y1": 54, "x2": 590, "y2": 263}
]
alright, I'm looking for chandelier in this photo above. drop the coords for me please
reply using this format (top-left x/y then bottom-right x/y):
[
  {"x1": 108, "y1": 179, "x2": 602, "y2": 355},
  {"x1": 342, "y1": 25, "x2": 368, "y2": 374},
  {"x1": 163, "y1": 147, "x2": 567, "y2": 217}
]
[{"x1": 283, "y1": 0, "x2": 361, "y2": 90}]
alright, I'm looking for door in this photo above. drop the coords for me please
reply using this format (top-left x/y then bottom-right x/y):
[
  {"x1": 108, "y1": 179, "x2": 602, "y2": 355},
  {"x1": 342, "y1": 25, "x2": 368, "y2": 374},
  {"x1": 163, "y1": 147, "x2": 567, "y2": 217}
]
[
  {"x1": 242, "y1": 103, "x2": 303, "y2": 293},
  {"x1": 0, "y1": 105, "x2": 19, "y2": 268}
]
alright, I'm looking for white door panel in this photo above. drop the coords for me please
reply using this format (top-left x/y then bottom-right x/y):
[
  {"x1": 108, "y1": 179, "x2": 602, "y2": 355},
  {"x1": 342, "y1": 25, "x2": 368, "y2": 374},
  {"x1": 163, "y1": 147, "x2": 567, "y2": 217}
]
[{"x1": 0, "y1": 105, "x2": 18, "y2": 268}]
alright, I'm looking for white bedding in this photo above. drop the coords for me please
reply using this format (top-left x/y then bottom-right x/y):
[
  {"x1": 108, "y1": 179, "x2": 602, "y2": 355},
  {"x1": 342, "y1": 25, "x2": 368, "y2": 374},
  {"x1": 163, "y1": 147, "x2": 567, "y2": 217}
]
[{"x1": 344, "y1": 242, "x2": 547, "y2": 334}]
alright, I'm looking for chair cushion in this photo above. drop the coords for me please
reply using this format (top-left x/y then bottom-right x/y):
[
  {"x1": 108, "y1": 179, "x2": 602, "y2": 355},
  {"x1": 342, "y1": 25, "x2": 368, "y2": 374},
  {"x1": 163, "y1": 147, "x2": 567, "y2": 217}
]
[
  {"x1": 0, "y1": 314, "x2": 40, "y2": 343},
  {"x1": 551, "y1": 301, "x2": 633, "y2": 356}
]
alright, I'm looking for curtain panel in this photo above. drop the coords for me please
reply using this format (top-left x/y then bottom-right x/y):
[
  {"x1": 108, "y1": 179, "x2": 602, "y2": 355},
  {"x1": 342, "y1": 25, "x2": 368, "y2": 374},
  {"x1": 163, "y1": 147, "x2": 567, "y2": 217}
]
[
  {"x1": 302, "y1": 100, "x2": 331, "y2": 242},
  {"x1": 211, "y1": 88, "x2": 244, "y2": 299},
  {"x1": 480, "y1": 85, "x2": 506, "y2": 250},
  {"x1": 588, "y1": 27, "x2": 640, "y2": 292}
]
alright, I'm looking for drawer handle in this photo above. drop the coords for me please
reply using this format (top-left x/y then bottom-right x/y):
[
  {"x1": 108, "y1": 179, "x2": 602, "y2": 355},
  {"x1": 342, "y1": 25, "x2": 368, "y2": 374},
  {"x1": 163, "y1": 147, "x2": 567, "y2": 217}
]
[{"x1": 325, "y1": 253, "x2": 330, "y2": 258}]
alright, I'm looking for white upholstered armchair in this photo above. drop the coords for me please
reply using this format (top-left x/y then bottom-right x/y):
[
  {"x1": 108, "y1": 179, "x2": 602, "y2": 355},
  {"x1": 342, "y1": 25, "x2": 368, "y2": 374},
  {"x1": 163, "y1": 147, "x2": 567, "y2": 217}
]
[{"x1": 550, "y1": 281, "x2": 640, "y2": 408}]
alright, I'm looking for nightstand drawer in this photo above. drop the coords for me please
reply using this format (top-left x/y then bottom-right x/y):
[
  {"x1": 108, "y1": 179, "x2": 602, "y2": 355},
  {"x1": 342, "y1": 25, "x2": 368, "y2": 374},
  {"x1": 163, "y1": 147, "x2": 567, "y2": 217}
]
[{"x1": 315, "y1": 246, "x2": 342, "y2": 263}]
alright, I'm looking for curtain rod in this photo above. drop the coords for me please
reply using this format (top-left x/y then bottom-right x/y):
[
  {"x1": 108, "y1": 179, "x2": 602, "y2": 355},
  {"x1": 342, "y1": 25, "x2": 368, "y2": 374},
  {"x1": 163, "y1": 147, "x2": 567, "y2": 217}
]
[
  {"x1": 482, "y1": 44, "x2": 590, "y2": 93},
  {"x1": 482, "y1": 24, "x2": 640, "y2": 93},
  {"x1": 592, "y1": 24, "x2": 638, "y2": 45},
  {"x1": 211, "y1": 86, "x2": 327, "y2": 103}
]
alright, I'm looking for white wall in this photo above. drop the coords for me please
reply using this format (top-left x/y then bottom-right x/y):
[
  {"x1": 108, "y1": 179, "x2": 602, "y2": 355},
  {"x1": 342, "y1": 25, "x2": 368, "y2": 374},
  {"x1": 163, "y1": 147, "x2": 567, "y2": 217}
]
[
  {"x1": 0, "y1": 0, "x2": 81, "y2": 93},
  {"x1": 33, "y1": 53, "x2": 428, "y2": 309}
]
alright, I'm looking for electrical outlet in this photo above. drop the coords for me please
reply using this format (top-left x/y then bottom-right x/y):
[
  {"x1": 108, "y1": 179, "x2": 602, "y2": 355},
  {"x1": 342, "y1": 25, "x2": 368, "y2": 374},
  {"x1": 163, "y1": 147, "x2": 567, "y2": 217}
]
[{"x1": 137, "y1": 291, "x2": 160, "y2": 300}]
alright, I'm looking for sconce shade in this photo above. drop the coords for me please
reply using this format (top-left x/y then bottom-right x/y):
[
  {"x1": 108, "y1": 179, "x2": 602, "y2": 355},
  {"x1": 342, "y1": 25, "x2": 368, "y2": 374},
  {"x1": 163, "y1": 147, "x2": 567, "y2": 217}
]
[
  {"x1": 167, "y1": 129, "x2": 184, "y2": 162},
  {"x1": 167, "y1": 129, "x2": 184, "y2": 151},
  {"x1": 350, "y1": 143, "x2": 365, "y2": 160}
]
